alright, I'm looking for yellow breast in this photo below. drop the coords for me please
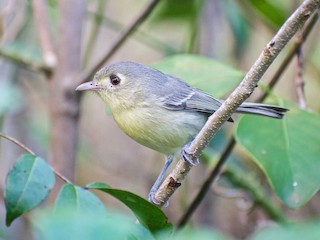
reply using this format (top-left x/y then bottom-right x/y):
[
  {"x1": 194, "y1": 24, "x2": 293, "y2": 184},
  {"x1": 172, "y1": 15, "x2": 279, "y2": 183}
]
[{"x1": 113, "y1": 106, "x2": 206, "y2": 155}]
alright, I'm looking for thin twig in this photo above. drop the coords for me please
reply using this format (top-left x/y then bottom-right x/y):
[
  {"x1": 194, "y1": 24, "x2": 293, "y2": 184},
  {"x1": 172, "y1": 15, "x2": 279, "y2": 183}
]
[
  {"x1": 0, "y1": 132, "x2": 71, "y2": 184},
  {"x1": 86, "y1": 11, "x2": 179, "y2": 53},
  {"x1": 80, "y1": 0, "x2": 161, "y2": 85},
  {"x1": 222, "y1": 169, "x2": 288, "y2": 223},
  {"x1": 31, "y1": 0, "x2": 56, "y2": 71},
  {"x1": 82, "y1": 0, "x2": 107, "y2": 68},
  {"x1": 177, "y1": 11, "x2": 319, "y2": 227},
  {"x1": 0, "y1": 132, "x2": 35, "y2": 155},
  {"x1": 153, "y1": 0, "x2": 320, "y2": 208},
  {"x1": 178, "y1": 138, "x2": 236, "y2": 227},
  {"x1": 295, "y1": 47, "x2": 307, "y2": 108}
]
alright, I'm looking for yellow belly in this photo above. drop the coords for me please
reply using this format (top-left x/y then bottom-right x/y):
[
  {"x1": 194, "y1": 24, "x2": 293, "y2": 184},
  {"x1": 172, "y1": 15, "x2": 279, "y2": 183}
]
[{"x1": 113, "y1": 106, "x2": 207, "y2": 155}]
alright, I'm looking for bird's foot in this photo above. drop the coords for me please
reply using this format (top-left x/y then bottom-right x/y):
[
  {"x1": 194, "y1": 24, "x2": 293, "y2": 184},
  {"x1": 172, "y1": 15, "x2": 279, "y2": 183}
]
[
  {"x1": 148, "y1": 191, "x2": 169, "y2": 207},
  {"x1": 180, "y1": 143, "x2": 199, "y2": 166}
]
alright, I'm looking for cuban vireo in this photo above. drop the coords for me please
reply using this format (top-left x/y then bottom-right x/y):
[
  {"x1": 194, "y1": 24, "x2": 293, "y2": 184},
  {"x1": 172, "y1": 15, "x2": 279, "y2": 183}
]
[{"x1": 76, "y1": 61, "x2": 288, "y2": 204}]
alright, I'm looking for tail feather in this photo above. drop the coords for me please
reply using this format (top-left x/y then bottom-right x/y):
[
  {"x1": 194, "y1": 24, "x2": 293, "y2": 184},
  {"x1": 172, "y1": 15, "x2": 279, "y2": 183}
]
[{"x1": 235, "y1": 102, "x2": 288, "y2": 119}]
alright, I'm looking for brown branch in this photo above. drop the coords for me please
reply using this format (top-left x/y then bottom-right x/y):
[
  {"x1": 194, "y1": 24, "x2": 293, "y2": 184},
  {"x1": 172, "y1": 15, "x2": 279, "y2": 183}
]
[
  {"x1": 153, "y1": 0, "x2": 320, "y2": 208},
  {"x1": 79, "y1": 0, "x2": 161, "y2": 85},
  {"x1": 31, "y1": 0, "x2": 57, "y2": 72},
  {"x1": 0, "y1": 132, "x2": 35, "y2": 155},
  {"x1": 177, "y1": 11, "x2": 319, "y2": 227}
]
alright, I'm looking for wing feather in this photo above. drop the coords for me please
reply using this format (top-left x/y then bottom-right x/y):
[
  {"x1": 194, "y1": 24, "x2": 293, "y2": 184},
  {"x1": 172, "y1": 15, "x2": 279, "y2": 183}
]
[{"x1": 158, "y1": 75, "x2": 222, "y2": 114}]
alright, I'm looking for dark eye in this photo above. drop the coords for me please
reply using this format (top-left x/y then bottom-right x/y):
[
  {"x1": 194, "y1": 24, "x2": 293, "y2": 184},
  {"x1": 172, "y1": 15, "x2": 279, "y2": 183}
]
[{"x1": 110, "y1": 74, "x2": 121, "y2": 85}]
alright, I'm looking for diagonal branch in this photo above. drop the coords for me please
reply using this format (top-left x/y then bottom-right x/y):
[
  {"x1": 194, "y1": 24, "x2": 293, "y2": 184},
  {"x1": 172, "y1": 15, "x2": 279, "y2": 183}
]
[
  {"x1": 0, "y1": 47, "x2": 52, "y2": 74},
  {"x1": 177, "y1": 11, "x2": 319, "y2": 228},
  {"x1": 0, "y1": 132, "x2": 71, "y2": 183},
  {"x1": 79, "y1": 0, "x2": 161, "y2": 85},
  {"x1": 153, "y1": 0, "x2": 320, "y2": 208}
]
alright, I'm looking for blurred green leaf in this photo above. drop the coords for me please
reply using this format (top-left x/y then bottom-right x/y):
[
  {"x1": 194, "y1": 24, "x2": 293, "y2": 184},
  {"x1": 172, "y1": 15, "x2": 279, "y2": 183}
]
[
  {"x1": 87, "y1": 182, "x2": 170, "y2": 233},
  {"x1": 235, "y1": 103, "x2": 320, "y2": 208},
  {"x1": 150, "y1": 0, "x2": 203, "y2": 21},
  {"x1": 222, "y1": 0, "x2": 250, "y2": 57},
  {"x1": 0, "y1": 82, "x2": 21, "y2": 115},
  {"x1": 54, "y1": 184, "x2": 106, "y2": 214},
  {"x1": 246, "y1": 0, "x2": 288, "y2": 28},
  {"x1": 5, "y1": 154, "x2": 55, "y2": 226},
  {"x1": 169, "y1": 228, "x2": 232, "y2": 240},
  {"x1": 1, "y1": 42, "x2": 42, "y2": 62},
  {"x1": 32, "y1": 207, "x2": 153, "y2": 240},
  {"x1": 249, "y1": 219, "x2": 320, "y2": 240},
  {"x1": 152, "y1": 54, "x2": 244, "y2": 98}
]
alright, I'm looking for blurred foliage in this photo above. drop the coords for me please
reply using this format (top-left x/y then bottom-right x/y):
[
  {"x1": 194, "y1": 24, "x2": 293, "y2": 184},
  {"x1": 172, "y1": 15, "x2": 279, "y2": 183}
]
[
  {"x1": 0, "y1": 81, "x2": 21, "y2": 116},
  {"x1": 32, "y1": 207, "x2": 154, "y2": 240},
  {"x1": 244, "y1": 0, "x2": 290, "y2": 29},
  {"x1": 150, "y1": 0, "x2": 204, "y2": 22},
  {"x1": 153, "y1": 54, "x2": 244, "y2": 98},
  {"x1": 1, "y1": 0, "x2": 320, "y2": 239},
  {"x1": 249, "y1": 219, "x2": 320, "y2": 240},
  {"x1": 221, "y1": 0, "x2": 250, "y2": 57}
]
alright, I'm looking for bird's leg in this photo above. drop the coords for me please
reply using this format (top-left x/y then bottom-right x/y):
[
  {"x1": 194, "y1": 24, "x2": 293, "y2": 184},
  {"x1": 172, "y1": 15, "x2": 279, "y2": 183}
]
[
  {"x1": 148, "y1": 154, "x2": 173, "y2": 205},
  {"x1": 180, "y1": 141, "x2": 199, "y2": 166}
]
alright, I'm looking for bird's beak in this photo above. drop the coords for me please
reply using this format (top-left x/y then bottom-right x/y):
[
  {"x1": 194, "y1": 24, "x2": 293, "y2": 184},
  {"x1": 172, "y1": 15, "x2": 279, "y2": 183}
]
[{"x1": 76, "y1": 81, "x2": 102, "y2": 91}]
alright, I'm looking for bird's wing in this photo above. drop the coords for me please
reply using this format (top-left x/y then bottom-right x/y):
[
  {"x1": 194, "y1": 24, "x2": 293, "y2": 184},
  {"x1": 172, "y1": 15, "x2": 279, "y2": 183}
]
[{"x1": 158, "y1": 75, "x2": 222, "y2": 114}]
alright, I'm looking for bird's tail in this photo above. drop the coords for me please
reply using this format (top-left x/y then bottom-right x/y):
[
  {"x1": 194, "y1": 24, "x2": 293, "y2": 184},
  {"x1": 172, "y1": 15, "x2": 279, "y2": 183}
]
[{"x1": 235, "y1": 102, "x2": 288, "y2": 119}]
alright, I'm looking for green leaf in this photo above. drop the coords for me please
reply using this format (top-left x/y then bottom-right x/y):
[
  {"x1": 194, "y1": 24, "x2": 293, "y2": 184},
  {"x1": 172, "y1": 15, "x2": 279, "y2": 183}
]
[
  {"x1": 249, "y1": 219, "x2": 320, "y2": 240},
  {"x1": 150, "y1": 0, "x2": 203, "y2": 21},
  {"x1": 0, "y1": 82, "x2": 21, "y2": 115},
  {"x1": 5, "y1": 154, "x2": 55, "y2": 226},
  {"x1": 168, "y1": 227, "x2": 232, "y2": 240},
  {"x1": 32, "y1": 207, "x2": 153, "y2": 240},
  {"x1": 246, "y1": 0, "x2": 288, "y2": 28},
  {"x1": 54, "y1": 184, "x2": 106, "y2": 214},
  {"x1": 235, "y1": 104, "x2": 320, "y2": 208},
  {"x1": 87, "y1": 182, "x2": 170, "y2": 233},
  {"x1": 152, "y1": 54, "x2": 243, "y2": 98}
]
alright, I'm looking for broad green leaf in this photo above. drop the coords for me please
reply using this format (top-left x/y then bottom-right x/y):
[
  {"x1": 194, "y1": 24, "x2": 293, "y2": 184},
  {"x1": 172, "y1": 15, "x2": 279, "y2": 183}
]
[
  {"x1": 152, "y1": 54, "x2": 243, "y2": 98},
  {"x1": 249, "y1": 219, "x2": 320, "y2": 240},
  {"x1": 54, "y1": 184, "x2": 105, "y2": 214},
  {"x1": 32, "y1": 207, "x2": 153, "y2": 240},
  {"x1": 87, "y1": 182, "x2": 170, "y2": 233},
  {"x1": 235, "y1": 105, "x2": 320, "y2": 208},
  {"x1": 5, "y1": 154, "x2": 55, "y2": 226}
]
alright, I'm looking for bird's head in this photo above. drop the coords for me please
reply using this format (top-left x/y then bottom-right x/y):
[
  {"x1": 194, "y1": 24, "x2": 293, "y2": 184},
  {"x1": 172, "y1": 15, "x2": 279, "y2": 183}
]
[{"x1": 76, "y1": 61, "x2": 160, "y2": 111}]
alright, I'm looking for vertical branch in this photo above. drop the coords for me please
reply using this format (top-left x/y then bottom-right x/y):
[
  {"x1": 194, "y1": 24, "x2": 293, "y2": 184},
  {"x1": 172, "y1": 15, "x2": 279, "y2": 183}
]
[
  {"x1": 48, "y1": 0, "x2": 85, "y2": 181},
  {"x1": 295, "y1": 47, "x2": 307, "y2": 108},
  {"x1": 31, "y1": 0, "x2": 57, "y2": 70}
]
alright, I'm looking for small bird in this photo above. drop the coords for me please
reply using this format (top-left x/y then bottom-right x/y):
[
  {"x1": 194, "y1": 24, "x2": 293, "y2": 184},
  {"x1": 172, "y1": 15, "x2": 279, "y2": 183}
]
[{"x1": 76, "y1": 61, "x2": 288, "y2": 204}]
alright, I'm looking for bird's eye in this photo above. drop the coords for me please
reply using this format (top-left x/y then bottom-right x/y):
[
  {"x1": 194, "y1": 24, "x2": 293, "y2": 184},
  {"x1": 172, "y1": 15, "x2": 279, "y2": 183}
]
[{"x1": 110, "y1": 74, "x2": 121, "y2": 85}]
